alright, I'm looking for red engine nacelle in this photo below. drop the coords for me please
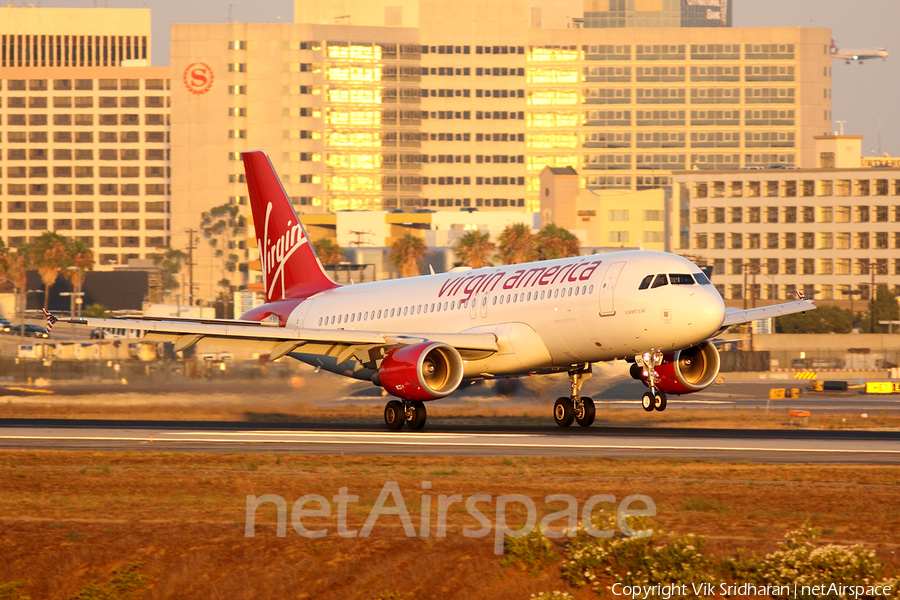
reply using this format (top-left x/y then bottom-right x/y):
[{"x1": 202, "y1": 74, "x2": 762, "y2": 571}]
[
  {"x1": 631, "y1": 340, "x2": 720, "y2": 395},
  {"x1": 374, "y1": 342, "x2": 464, "y2": 401}
]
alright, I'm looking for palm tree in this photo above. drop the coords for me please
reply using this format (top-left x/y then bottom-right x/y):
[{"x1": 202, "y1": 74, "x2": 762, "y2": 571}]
[
  {"x1": 453, "y1": 231, "x2": 495, "y2": 269},
  {"x1": 313, "y1": 238, "x2": 345, "y2": 266},
  {"x1": 536, "y1": 223, "x2": 581, "y2": 260},
  {"x1": 495, "y1": 223, "x2": 537, "y2": 265},
  {"x1": 389, "y1": 234, "x2": 428, "y2": 278},
  {"x1": 30, "y1": 232, "x2": 70, "y2": 310},
  {"x1": 30, "y1": 232, "x2": 95, "y2": 310}
]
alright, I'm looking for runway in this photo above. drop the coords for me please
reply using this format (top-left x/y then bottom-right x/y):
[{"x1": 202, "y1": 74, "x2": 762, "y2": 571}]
[{"x1": 1, "y1": 418, "x2": 898, "y2": 464}]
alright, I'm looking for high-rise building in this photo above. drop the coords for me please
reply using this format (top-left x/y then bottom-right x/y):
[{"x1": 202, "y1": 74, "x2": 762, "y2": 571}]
[
  {"x1": 0, "y1": 7, "x2": 171, "y2": 267},
  {"x1": 170, "y1": 0, "x2": 831, "y2": 297}
]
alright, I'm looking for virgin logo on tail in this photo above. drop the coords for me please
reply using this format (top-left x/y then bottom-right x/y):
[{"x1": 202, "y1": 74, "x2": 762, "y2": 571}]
[{"x1": 259, "y1": 202, "x2": 308, "y2": 300}]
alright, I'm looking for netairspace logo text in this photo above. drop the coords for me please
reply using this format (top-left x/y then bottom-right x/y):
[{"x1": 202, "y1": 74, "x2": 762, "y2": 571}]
[
  {"x1": 611, "y1": 582, "x2": 894, "y2": 599},
  {"x1": 244, "y1": 481, "x2": 656, "y2": 554}
]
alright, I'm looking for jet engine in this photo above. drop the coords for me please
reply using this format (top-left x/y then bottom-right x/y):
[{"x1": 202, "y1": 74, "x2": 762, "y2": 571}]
[
  {"x1": 630, "y1": 340, "x2": 720, "y2": 395},
  {"x1": 373, "y1": 342, "x2": 464, "y2": 401}
]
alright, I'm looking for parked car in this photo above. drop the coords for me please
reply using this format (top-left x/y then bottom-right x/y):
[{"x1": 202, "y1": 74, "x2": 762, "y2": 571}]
[{"x1": 8, "y1": 324, "x2": 50, "y2": 338}]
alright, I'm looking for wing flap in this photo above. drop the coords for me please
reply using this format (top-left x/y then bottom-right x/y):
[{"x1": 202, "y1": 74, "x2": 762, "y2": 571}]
[{"x1": 57, "y1": 317, "x2": 499, "y2": 354}]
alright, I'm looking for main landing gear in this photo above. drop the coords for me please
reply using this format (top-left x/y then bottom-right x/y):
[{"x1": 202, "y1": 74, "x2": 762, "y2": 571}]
[
  {"x1": 554, "y1": 366, "x2": 596, "y2": 428},
  {"x1": 384, "y1": 399, "x2": 427, "y2": 431},
  {"x1": 635, "y1": 350, "x2": 667, "y2": 412}
]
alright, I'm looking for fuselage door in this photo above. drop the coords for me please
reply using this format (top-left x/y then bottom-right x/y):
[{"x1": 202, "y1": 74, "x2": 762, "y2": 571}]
[{"x1": 599, "y1": 261, "x2": 626, "y2": 316}]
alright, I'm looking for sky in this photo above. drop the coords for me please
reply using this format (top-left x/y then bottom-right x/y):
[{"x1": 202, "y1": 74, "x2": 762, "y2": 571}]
[{"x1": 21, "y1": 0, "x2": 900, "y2": 156}]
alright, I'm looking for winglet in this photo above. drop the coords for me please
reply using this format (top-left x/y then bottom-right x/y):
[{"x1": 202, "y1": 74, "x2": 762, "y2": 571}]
[{"x1": 795, "y1": 290, "x2": 810, "y2": 301}]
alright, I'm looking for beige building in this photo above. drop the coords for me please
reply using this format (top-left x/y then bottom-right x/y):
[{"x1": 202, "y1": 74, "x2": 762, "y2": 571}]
[
  {"x1": 674, "y1": 136, "x2": 900, "y2": 308},
  {"x1": 168, "y1": 0, "x2": 832, "y2": 297},
  {"x1": 0, "y1": 7, "x2": 170, "y2": 268},
  {"x1": 539, "y1": 165, "x2": 668, "y2": 250}
]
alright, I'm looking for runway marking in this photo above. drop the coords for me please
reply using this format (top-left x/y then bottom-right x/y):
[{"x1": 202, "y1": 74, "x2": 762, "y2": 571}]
[
  {"x1": 3, "y1": 387, "x2": 54, "y2": 394},
  {"x1": 1, "y1": 433, "x2": 899, "y2": 455}
]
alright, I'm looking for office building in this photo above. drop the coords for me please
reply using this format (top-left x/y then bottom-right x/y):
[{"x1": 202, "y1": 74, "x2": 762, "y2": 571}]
[
  {"x1": 674, "y1": 136, "x2": 900, "y2": 308},
  {"x1": 0, "y1": 7, "x2": 171, "y2": 267}
]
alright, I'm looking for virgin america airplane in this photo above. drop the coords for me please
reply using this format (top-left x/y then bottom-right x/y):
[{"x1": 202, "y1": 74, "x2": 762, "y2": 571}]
[{"x1": 47, "y1": 151, "x2": 815, "y2": 430}]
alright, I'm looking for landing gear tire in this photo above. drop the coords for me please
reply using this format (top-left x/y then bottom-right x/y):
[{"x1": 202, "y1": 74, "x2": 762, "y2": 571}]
[
  {"x1": 641, "y1": 392, "x2": 654, "y2": 412},
  {"x1": 554, "y1": 397, "x2": 575, "y2": 427},
  {"x1": 575, "y1": 397, "x2": 596, "y2": 427},
  {"x1": 384, "y1": 400, "x2": 405, "y2": 431},
  {"x1": 406, "y1": 401, "x2": 427, "y2": 430},
  {"x1": 653, "y1": 391, "x2": 667, "y2": 412}
]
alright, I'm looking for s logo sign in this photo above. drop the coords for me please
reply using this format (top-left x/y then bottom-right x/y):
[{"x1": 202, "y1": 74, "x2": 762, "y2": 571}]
[{"x1": 183, "y1": 63, "x2": 214, "y2": 95}]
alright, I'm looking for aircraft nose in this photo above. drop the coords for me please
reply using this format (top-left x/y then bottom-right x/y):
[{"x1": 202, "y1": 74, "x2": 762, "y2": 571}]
[{"x1": 689, "y1": 286, "x2": 726, "y2": 338}]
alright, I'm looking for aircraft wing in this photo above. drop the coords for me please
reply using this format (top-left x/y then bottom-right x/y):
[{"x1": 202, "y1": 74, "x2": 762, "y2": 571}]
[
  {"x1": 50, "y1": 315, "x2": 499, "y2": 362},
  {"x1": 720, "y1": 297, "x2": 816, "y2": 328}
]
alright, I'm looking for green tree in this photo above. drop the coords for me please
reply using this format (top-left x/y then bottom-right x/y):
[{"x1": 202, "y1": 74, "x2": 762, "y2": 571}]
[
  {"x1": 389, "y1": 234, "x2": 428, "y2": 278},
  {"x1": 29, "y1": 232, "x2": 94, "y2": 310},
  {"x1": 860, "y1": 284, "x2": 900, "y2": 333},
  {"x1": 0, "y1": 241, "x2": 31, "y2": 321},
  {"x1": 151, "y1": 247, "x2": 189, "y2": 296},
  {"x1": 453, "y1": 231, "x2": 495, "y2": 269},
  {"x1": 535, "y1": 223, "x2": 581, "y2": 261},
  {"x1": 200, "y1": 203, "x2": 245, "y2": 297},
  {"x1": 313, "y1": 238, "x2": 345, "y2": 266},
  {"x1": 495, "y1": 223, "x2": 537, "y2": 265},
  {"x1": 775, "y1": 305, "x2": 853, "y2": 333}
]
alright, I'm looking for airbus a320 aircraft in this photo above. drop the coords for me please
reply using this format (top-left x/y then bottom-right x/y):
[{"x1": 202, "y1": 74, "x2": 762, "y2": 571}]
[{"x1": 46, "y1": 151, "x2": 816, "y2": 430}]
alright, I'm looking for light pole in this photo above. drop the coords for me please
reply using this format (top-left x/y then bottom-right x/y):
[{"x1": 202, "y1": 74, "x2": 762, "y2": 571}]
[
  {"x1": 845, "y1": 288, "x2": 863, "y2": 328},
  {"x1": 66, "y1": 266, "x2": 83, "y2": 318}
]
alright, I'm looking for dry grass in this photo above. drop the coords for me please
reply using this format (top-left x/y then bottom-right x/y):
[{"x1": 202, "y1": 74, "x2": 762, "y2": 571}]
[{"x1": 0, "y1": 451, "x2": 898, "y2": 599}]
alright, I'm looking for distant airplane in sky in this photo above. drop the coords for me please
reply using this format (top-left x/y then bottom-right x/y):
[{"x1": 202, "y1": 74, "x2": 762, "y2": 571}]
[{"x1": 831, "y1": 39, "x2": 888, "y2": 64}]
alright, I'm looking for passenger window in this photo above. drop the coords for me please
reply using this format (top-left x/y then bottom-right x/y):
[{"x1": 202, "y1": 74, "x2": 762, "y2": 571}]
[
  {"x1": 568, "y1": 287, "x2": 573, "y2": 296},
  {"x1": 403, "y1": 307, "x2": 408, "y2": 316},
  {"x1": 527, "y1": 292, "x2": 532, "y2": 301},
  {"x1": 443, "y1": 302, "x2": 448, "y2": 310},
  {"x1": 589, "y1": 285, "x2": 594, "y2": 294},
  {"x1": 331, "y1": 316, "x2": 335, "y2": 325},
  {"x1": 575, "y1": 287, "x2": 579, "y2": 296},
  {"x1": 358, "y1": 312, "x2": 362, "y2": 321},
  {"x1": 554, "y1": 289, "x2": 559, "y2": 298},
  {"x1": 318, "y1": 317, "x2": 322, "y2": 326},
  {"x1": 417, "y1": 305, "x2": 422, "y2": 314},
  {"x1": 651, "y1": 274, "x2": 669, "y2": 289},
  {"x1": 493, "y1": 296, "x2": 497, "y2": 305},
  {"x1": 669, "y1": 274, "x2": 694, "y2": 285},
  {"x1": 390, "y1": 308, "x2": 395, "y2": 317},
  {"x1": 639, "y1": 275, "x2": 653, "y2": 290},
  {"x1": 431, "y1": 303, "x2": 435, "y2": 311},
  {"x1": 377, "y1": 310, "x2": 382, "y2": 319},
  {"x1": 541, "y1": 291, "x2": 546, "y2": 299},
  {"x1": 338, "y1": 315, "x2": 342, "y2": 324},
  {"x1": 450, "y1": 301, "x2": 455, "y2": 310},
  {"x1": 350, "y1": 314, "x2": 355, "y2": 322}
]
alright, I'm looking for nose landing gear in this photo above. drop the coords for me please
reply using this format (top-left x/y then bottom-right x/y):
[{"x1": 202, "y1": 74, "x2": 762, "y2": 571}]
[
  {"x1": 554, "y1": 365, "x2": 596, "y2": 428},
  {"x1": 636, "y1": 350, "x2": 667, "y2": 412}
]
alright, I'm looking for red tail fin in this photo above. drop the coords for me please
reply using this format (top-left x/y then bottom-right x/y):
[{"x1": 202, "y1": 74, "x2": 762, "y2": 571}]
[{"x1": 242, "y1": 150, "x2": 338, "y2": 302}]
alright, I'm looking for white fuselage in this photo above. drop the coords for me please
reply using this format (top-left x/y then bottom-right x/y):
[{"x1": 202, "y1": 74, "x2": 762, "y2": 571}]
[{"x1": 281, "y1": 250, "x2": 726, "y2": 378}]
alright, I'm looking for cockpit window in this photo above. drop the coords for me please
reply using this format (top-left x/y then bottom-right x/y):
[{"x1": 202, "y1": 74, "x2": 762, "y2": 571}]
[
  {"x1": 638, "y1": 274, "x2": 654, "y2": 290},
  {"x1": 669, "y1": 274, "x2": 695, "y2": 285},
  {"x1": 693, "y1": 271, "x2": 712, "y2": 285},
  {"x1": 650, "y1": 274, "x2": 668, "y2": 289}
]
